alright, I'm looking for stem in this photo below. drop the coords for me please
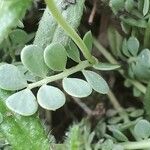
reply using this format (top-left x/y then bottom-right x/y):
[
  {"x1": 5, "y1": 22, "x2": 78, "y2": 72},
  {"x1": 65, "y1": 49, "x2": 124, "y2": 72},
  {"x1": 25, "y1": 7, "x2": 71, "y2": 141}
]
[
  {"x1": 28, "y1": 60, "x2": 91, "y2": 89},
  {"x1": 45, "y1": 0, "x2": 95, "y2": 64},
  {"x1": 107, "y1": 90, "x2": 129, "y2": 123},
  {"x1": 127, "y1": 79, "x2": 146, "y2": 94},
  {"x1": 72, "y1": 97, "x2": 93, "y2": 116},
  {"x1": 119, "y1": 119, "x2": 140, "y2": 131},
  {"x1": 120, "y1": 139, "x2": 150, "y2": 149},
  {"x1": 93, "y1": 39, "x2": 146, "y2": 94}
]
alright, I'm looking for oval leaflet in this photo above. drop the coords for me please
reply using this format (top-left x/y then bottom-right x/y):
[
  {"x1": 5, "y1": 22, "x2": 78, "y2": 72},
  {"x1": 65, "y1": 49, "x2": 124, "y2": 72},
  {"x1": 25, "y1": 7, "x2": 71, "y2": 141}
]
[
  {"x1": 37, "y1": 85, "x2": 66, "y2": 111},
  {"x1": 0, "y1": 64, "x2": 27, "y2": 91},
  {"x1": 63, "y1": 77, "x2": 92, "y2": 98},
  {"x1": 44, "y1": 43, "x2": 67, "y2": 71},
  {"x1": 6, "y1": 89, "x2": 38, "y2": 116},
  {"x1": 82, "y1": 70, "x2": 109, "y2": 94}
]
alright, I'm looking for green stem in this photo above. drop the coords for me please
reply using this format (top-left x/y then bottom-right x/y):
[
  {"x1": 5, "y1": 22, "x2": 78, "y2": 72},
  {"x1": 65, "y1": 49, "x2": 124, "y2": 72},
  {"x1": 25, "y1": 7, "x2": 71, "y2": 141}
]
[
  {"x1": 107, "y1": 90, "x2": 129, "y2": 123},
  {"x1": 127, "y1": 79, "x2": 146, "y2": 94},
  {"x1": 28, "y1": 60, "x2": 91, "y2": 89},
  {"x1": 93, "y1": 39, "x2": 146, "y2": 94},
  {"x1": 120, "y1": 139, "x2": 150, "y2": 149},
  {"x1": 45, "y1": 0, "x2": 95, "y2": 64}
]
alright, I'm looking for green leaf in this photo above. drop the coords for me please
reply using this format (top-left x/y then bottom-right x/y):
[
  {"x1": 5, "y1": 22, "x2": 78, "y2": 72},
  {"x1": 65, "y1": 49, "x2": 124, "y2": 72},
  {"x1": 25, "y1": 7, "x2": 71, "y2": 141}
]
[
  {"x1": 6, "y1": 89, "x2": 38, "y2": 116},
  {"x1": 102, "y1": 139, "x2": 114, "y2": 150},
  {"x1": 21, "y1": 45, "x2": 49, "y2": 77},
  {"x1": 121, "y1": 21, "x2": 131, "y2": 34},
  {"x1": 131, "y1": 49, "x2": 150, "y2": 80},
  {"x1": 133, "y1": 87, "x2": 141, "y2": 97},
  {"x1": 109, "y1": 127, "x2": 128, "y2": 142},
  {"x1": 112, "y1": 145, "x2": 124, "y2": 150},
  {"x1": 127, "y1": 37, "x2": 139, "y2": 56},
  {"x1": 107, "y1": 26, "x2": 123, "y2": 57},
  {"x1": 93, "y1": 63, "x2": 120, "y2": 71},
  {"x1": 62, "y1": 78, "x2": 92, "y2": 98},
  {"x1": 143, "y1": 0, "x2": 149, "y2": 16},
  {"x1": 83, "y1": 31, "x2": 93, "y2": 52},
  {"x1": 0, "y1": 113, "x2": 3, "y2": 124},
  {"x1": 82, "y1": 70, "x2": 109, "y2": 94},
  {"x1": 0, "y1": 89, "x2": 50, "y2": 150},
  {"x1": 0, "y1": 64, "x2": 27, "y2": 91},
  {"x1": 129, "y1": 109, "x2": 144, "y2": 118},
  {"x1": 34, "y1": 0, "x2": 85, "y2": 48},
  {"x1": 66, "y1": 41, "x2": 80, "y2": 62},
  {"x1": 122, "y1": 39, "x2": 131, "y2": 57},
  {"x1": 9, "y1": 29, "x2": 28, "y2": 45},
  {"x1": 144, "y1": 83, "x2": 150, "y2": 118},
  {"x1": 108, "y1": 117, "x2": 122, "y2": 124},
  {"x1": 125, "y1": 0, "x2": 134, "y2": 12},
  {"x1": 109, "y1": 0, "x2": 125, "y2": 14},
  {"x1": 134, "y1": 119, "x2": 150, "y2": 139},
  {"x1": 120, "y1": 17, "x2": 147, "y2": 28},
  {"x1": 0, "y1": 0, "x2": 32, "y2": 43},
  {"x1": 44, "y1": 43, "x2": 67, "y2": 71},
  {"x1": 37, "y1": 85, "x2": 66, "y2": 111}
]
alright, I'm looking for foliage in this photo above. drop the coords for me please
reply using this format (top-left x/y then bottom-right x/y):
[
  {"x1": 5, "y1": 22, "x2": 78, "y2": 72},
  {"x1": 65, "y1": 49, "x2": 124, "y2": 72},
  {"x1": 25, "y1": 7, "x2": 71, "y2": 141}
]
[
  {"x1": 0, "y1": 0, "x2": 111, "y2": 117},
  {"x1": 0, "y1": 0, "x2": 150, "y2": 149},
  {"x1": 0, "y1": 89, "x2": 50, "y2": 150},
  {"x1": 0, "y1": 0, "x2": 32, "y2": 43}
]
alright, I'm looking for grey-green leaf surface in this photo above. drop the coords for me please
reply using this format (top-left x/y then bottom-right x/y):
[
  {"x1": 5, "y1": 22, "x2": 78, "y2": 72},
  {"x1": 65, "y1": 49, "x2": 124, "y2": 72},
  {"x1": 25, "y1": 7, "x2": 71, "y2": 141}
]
[
  {"x1": 62, "y1": 78, "x2": 92, "y2": 98},
  {"x1": 112, "y1": 145, "x2": 124, "y2": 150},
  {"x1": 120, "y1": 16, "x2": 147, "y2": 28},
  {"x1": 9, "y1": 29, "x2": 28, "y2": 45},
  {"x1": 66, "y1": 41, "x2": 80, "y2": 62},
  {"x1": 83, "y1": 31, "x2": 93, "y2": 52},
  {"x1": 109, "y1": 127, "x2": 128, "y2": 142},
  {"x1": 0, "y1": 89, "x2": 50, "y2": 150},
  {"x1": 37, "y1": 85, "x2": 66, "y2": 111},
  {"x1": 127, "y1": 37, "x2": 139, "y2": 56},
  {"x1": 143, "y1": 0, "x2": 149, "y2": 16},
  {"x1": 0, "y1": 0, "x2": 32, "y2": 44},
  {"x1": 109, "y1": 0, "x2": 125, "y2": 14},
  {"x1": 107, "y1": 26, "x2": 123, "y2": 57},
  {"x1": 6, "y1": 89, "x2": 38, "y2": 116},
  {"x1": 82, "y1": 70, "x2": 109, "y2": 94},
  {"x1": 122, "y1": 39, "x2": 131, "y2": 57},
  {"x1": 44, "y1": 43, "x2": 67, "y2": 71},
  {"x1": 34, "y1": 0, "x2": 85, "y2": 48},
  {"x1": 134, "y1": 119, "x2": 150, "y2": 139},
  {"x1": 144, "y1": 83, "x2": 150, "y2": 118},
  {"x1": 131, "y1": 49, "x2": 150, "y2": 80},
  {"x1": 21, "y1": 45, "x2": 49, "y2": 77},
  {"x1": 93, "y1": 63, "x2": 120, "y2": 71},
  {"x1": 125, "y1": 0, "x2": 134, "y2": 12},
  {"x1": 0, "y1": 64, "x2": 27, "y2": 91}
]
